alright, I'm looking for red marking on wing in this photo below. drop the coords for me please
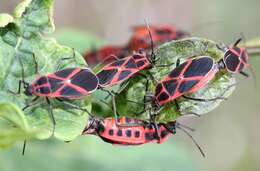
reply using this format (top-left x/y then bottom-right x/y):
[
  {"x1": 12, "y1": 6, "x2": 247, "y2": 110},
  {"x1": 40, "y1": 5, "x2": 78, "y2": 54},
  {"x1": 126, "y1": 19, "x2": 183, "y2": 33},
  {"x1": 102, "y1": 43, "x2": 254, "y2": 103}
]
[
  {"x1": 132, "y1": 54, "x2": 151, "y2": 70},
  {"x1": 98, "y1": 57, "x2": 140, "y2": 87},
  {"x1": 32, "y1": 68, "x2": 96, "y2": 98},
  {"x1": 229, "y1": 48, "x2": 249, "y2": 72}
]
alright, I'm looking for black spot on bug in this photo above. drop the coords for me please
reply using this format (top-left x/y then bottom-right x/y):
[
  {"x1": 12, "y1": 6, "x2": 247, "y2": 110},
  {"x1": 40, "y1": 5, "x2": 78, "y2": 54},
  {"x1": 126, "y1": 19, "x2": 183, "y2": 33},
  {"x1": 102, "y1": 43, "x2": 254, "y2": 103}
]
[
  {"x1": 158, "y1": 92, "x2": 169, "y2": 102},
  {"x1": 48, "y1": 77, "x2": 63, "y2": 92},
  {"x1": 135, "y1": 131, "x2": 140, "y2": 138},
  {"x1": 125, "y1": 117, "x2": 131, "y2": 123},
  {"x1": 224, "y1": 54, "x2": 240, "y2": 72},
  {"x1": 183, "y1": 57, "x2": 213, "y2": 77},
  {"x1": 98, "y1": 124, "x2": 105, "y2": 133},
  {"x1": 155, "y1": 83, "x2": 163, "y2": 96},
  {"x1": 153, "y1": 132, "x2": 159, "y2": 139},
  {"x1": 60, "y1": 86, "x2": 82, "y2": 96},
  {"x1": 71, "y1": 69, "x2": 99, "y2": 92},
  {"x1": 97, "y1": 69, "x2": 118, "y2": 86},
  {"x1": 110, "y1": 59, "x2": 125, "y2": 67},
  {"x1": 55, "y1": 68, "x2": 75, "y2": 78},
  {"x1": 38, "y1": 86, "x2": 51, "y2": 94},
  {"x1": 118, "y1": 70, "x2": 132, "y2": 81},
  {"x1": 36, "y1": 76, "x2": 48, "y2": 85},
  {"x1": 126, "y1": 130, "x2": 132, "y2": 137},
  {"x1": 40, "y1": 87, "x2": 51, "y2": 94},
  {"x1": 132, "y1": 54, "x2": 144, "y2": 60},
  {"x1": 145, "y1": 132, "x2": 153, "y2": 141},
  {"x1": 169, "y1": 62, "x2": 187, "y2": 78},
  {"x1": 156, "y1": 29, "x2": 172, "y2": 36},
  {"x1": 117, "y1": 130, "x2": 123, "y2": 136},
  {"x1": 136, "y1": 61, "x2": 145, "y2": 68},
  {"x1": 161, "y1": 130, "x2": 169, "y2": 138},
  {"x1": 108, "y1": 129, "x2": 114, "y2": 136},
  {"x1": 178, "y1": 80, "x2": 199, "y2": 93},
  {"x1": 125, "y1": 58, "x2": 137, "y2": 69},
  {"x1": 163, "y1": 80, "x2": 178, "y2": 96}
]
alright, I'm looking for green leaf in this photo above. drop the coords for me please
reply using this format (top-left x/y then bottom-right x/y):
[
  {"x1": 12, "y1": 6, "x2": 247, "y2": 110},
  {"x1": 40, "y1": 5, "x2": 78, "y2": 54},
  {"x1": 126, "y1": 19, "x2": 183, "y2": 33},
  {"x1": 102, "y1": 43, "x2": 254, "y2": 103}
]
[
  {"x1": 52, "y1": 28, "x2": 105, "y2": 53},
  {"x1": 0, "y1": 102, "x2": 36, "y2": 149},
  {"x1": 0, "y1": 14, "x2": 14, "y2": 27},
  {"x1": 0, "y1": 0, "x2": 93, "y2": 145},
  {"x1": 14, "y1": 0, "x2": 54, "y2": 35},
  {"x1": 116, "y1": 38, "x2": 236, "y2": 122}
]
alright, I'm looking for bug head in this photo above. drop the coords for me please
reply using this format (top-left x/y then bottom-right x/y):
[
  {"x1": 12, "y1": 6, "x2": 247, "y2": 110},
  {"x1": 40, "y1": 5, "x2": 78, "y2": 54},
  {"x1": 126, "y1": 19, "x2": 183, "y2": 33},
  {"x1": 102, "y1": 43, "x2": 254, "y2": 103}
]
[
  {"x1": 223, "y1": 38, "x2": 249, "y2": 74},
  {"x1": 24, "y1": 83, "x2": 34, "y2": 96},
  {"x1": 82, "y1": 117, "x2": 101, "y2": 135}
]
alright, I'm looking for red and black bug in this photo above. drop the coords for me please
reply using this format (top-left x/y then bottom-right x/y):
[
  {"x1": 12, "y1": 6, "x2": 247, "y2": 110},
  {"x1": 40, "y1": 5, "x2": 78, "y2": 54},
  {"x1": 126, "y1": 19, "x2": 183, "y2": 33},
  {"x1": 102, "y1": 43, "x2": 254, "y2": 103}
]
[
  {"x1": 12, "y1": 51, "x2": 99, "y2": 155},
  {"x1": 83, "y1": 116, "x2": 205, "y2": 156},
  {"x1": 83, "y1": 116, "x2": 170, "y2": 145},
  {"x1": 84, "y1": 46, "x2": 126, "y2": 66},
  {"x1": 25, "y1": 67, "x2": 99, "y2": 99},
  {"x1": 127, "y1": 24, "x2": 189, "y2": 52},
  {"x1": 12, "y1": 52, "x2": 99, "y2": 129},
  {"x1": 154, "y1": 38, "x2": 250, "y2": 107},
  {"x1": 154, "y1": 56, "x2": 219, "y2": 106},
  {"x1": 96, "y1": 51, "x2": 151, "y2": 88},
  {"x1": 96, "y1": 24, "x2": 165, "y2": 88},
  {"x1": 218, "y1": 38, "x2": 249, "y2": 76}
]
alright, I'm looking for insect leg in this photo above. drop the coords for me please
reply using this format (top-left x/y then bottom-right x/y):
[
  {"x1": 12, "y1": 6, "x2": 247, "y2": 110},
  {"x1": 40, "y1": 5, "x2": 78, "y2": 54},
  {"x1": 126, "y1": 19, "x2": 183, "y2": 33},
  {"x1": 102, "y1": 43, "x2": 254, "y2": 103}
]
[
  {"x1": 175, "y1": 99, "x2": 200, "y2": 117},
  {"x1": 22, "y1": 140, "x2": 27, "y2": 156},
  {"x1": 55, "y1": 48, "x2": 77, "y2": 71},
  {"x1": 233, "y1": 38, "x2": 242, "y2": 47},
  {"x1": 22, "y1": 96, "x2": 40, "y2": 111},
  {"x1": 46, "y1": 97, "x2": 56, "y2": 136},
  {"x1": 176, "y1": 123, "x2": 205, "y2": 157},
  {"x1": 182, "y1": 83, "x2": 236, "y2": 102},
  {"x1": 55, "y1": 98, "x2": 92, "y2": 116},
  {"x1": 149, "y1": 110, "x2": 160, "y2": 140},
  {"x1": 20, "y1": 96, "x2": 40, "y2": 156},
  {"x1": 239, "y1": 71, "x2": 249, "y2": 77},
  {"x1": 32, "y1": 53, "x2": 39, "y2": 74},
  {"x1": 155, "y1": 62, "x2": 176, "y2": 68},
  {"x1": 182, "y1": 95, "x2": 227, "y2": 102},
  {"x1": 8, "y1": 80, "x2": 23, "y2": 95}
]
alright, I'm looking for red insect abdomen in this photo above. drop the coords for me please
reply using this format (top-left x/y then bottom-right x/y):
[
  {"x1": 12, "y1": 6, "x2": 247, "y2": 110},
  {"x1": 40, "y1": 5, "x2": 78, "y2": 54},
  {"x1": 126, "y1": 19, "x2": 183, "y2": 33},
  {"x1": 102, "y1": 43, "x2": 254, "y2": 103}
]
[{"x1": 98, "y1": 117, "x2": 160, "y2": 145}]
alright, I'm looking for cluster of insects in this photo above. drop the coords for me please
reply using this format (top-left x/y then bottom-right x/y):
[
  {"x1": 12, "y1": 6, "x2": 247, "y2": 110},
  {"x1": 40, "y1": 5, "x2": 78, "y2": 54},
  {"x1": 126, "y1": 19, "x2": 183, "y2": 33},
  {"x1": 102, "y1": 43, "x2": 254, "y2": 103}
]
[
  {"x1": 84, "y1": 24, "x2": 188, "y2": 65},
  {"x1": 14, "y1": 24, "x2": 250, "y2": 156}
]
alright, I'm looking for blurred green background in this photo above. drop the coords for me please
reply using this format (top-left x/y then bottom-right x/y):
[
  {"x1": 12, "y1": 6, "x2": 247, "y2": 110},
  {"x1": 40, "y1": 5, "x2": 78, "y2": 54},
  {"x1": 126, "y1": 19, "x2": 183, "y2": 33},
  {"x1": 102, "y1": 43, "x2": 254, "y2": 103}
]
[{"x1": 0, "y1": 0, "x2": 260, "y2": 171}]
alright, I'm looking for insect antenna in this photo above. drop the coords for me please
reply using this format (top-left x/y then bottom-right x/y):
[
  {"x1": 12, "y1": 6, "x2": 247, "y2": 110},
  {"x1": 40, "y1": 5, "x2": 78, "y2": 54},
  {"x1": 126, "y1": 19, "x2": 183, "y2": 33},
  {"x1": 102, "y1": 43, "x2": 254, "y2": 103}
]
[
  {"x1": 144, "y1": 19, "x2": 156, "y2": 64},
  {"x1": 22, "y1": 140, "x2": 27, "y2": 155},
  {"x1": 176, "y1": 123, "x2": 205, "y2": 157},
  {"x1": 233, "y1": 38, "x2": 242, "y2": 47}
]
